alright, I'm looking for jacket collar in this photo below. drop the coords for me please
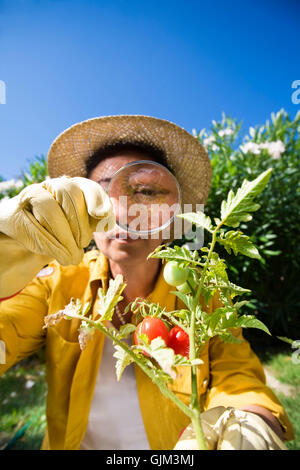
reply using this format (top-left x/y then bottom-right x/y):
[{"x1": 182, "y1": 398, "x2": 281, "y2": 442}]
[{"x1": 83, "y1": 249, "x2": 109, "y2": 283}]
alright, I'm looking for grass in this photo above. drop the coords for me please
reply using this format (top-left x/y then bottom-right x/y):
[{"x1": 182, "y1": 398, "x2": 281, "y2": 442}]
[
  {"x1": 261, "y1": 350, "x2": 300, "y2": 450},
  {"x1": 245, "y1": 330, "x2": 300, "y2": 450},
  {"x1": 0, "y1": 340, "x2": 299, "y2": 450},
  {"x1": 0, "y1": 354, "x2": 47, "y2": 450}
]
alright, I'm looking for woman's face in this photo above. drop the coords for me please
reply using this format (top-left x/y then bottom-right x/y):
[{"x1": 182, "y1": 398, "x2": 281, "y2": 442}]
[{"x1": 89, "y1": 152, "x2": 168, "y2": 265}]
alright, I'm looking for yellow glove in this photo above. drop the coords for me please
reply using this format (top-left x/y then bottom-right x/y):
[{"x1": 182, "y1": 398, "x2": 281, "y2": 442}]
[
  {"x1": 0, "y1": 176, "x2": 115, "y2": 299},
  {"x1": 174, "y1": 406, "x2": 287, "y2": 450}
]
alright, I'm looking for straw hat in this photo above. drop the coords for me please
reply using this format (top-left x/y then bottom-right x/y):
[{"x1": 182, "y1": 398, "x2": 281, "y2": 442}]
[{"x1": 47, "y1": 115, "x2": 212, "y2": 207}]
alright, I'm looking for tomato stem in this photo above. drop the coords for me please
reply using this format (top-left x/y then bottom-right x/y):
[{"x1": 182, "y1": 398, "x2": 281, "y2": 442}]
[
  {"x1": 189, "y1": 307, "x2": 207, "y2": 450},
  {"x1": 186, "y1": 224, "x2": 223, "y2": 450},
  {"x1": 162, "y1": 310, "x2": 190, "y2": 335}
]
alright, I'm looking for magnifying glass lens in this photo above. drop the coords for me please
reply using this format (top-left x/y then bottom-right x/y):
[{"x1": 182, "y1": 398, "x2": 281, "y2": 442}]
[{"x1": 108, "y1": 161, "x2": 181, "y2": 235}]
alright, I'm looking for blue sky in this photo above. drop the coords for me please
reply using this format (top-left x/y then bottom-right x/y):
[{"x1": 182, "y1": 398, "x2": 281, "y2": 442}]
[{"x1": 0, "y1": 0, "x2": 299, "y2": 179}]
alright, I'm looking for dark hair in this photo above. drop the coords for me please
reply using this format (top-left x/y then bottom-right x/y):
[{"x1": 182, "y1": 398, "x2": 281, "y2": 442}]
[{"x1": 85, "y1": 140, "x2": 169, "y2": 177}]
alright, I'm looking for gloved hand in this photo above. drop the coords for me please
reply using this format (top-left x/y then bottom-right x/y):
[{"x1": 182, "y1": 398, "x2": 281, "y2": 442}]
[
  {"x1": 174, "y1": 406, "x2": 287, "y2": 450},
  {"x1": 0, "y1": 176, "x2": 115, "y2": 298}
]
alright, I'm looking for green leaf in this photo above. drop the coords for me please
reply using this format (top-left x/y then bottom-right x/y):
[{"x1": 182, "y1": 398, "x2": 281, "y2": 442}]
[
  {"x1": 276, "y1": 336, "x2": 295, "y2": 345},
  {"x1": 235, "y1": 315, "x2": 271, "y2": 335},
  {"x1": 232, "y1": 300, "x2": 250, "y2": 310},
  {"x1": 208, "y1": 253, "x2": 228, "y2": 282},
  {"x1": 97, "y1": 274, "x2": 126, "y2": 321},
  {"x1": 117, "y1": 323, "x2": 136, "y2": 340},
  {"x1": 207, "y1": 307, "x2": 227, "y2": 334},
  {"x1": 113, "y1": 344, "x2": 135, "y2": 381},
  {"x1": 220, "y1": 168, "x2": 272, "y2": 228},
  {"x1": 217, "y1": 230, "x2": 261, "y2": 259},
  {"x1": 136, "y1": 332, "x2": 150, "y2": 345},
  {"x1": 226, "y1": 281, "x2": 251, "y2": 297},
  {"x1": 177, "y1": 211, "x2": 214, "y2": 233},
  {"x1": 262, "y1": 249, "x2": 281, "y2": 256},
  {"x1": 217, "y1": 330, "x2": 243, "y2": 344},
  {"x1": 171, "y1": 290, "x2": 194, "y2": 310},
  {"x1": 202, "y1": 285, "x2": 217, "y2": 307},
  {"x1": 142, "y1": 337, "x2": 177, "y2": 379},
  {"x1": 148, "y1": 244, "x2": 202, "y2": 266}
]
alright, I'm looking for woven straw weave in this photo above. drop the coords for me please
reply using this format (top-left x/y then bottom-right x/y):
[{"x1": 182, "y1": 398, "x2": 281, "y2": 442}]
[{"x1": 47, "y1": 115, "x2": 212, "y2": 208}]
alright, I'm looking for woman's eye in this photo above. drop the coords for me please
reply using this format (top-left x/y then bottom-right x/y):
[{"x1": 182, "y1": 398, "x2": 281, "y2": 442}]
[
  {"x1": 132, "y1": 185, "x2": 168, "y2": 197},
  {"x1": 136, "y1": 188, "x2": 157, "y2": 196}
]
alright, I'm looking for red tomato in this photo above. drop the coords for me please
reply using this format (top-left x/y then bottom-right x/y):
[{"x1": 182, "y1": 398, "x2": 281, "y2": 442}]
[
  {"x1": 134, "y1": 316, "x2": 169, "y2": 356},
  {"x1": 168, "y1": 326, "x2": 190, "y2": 357},
  {"x1": 134, "y1": 322, "x2": 143, "y2": 347},
  {"x1": 178, "y1": 426, "x2": 187, "y2": 440}
]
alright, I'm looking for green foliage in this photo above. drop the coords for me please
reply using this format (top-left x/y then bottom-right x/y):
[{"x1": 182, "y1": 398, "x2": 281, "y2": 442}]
[
  {"x1": 21, "y1": 155, "x2": 48, "y2": 186},
  {"x1": 0, "y1": 155, "x2": 48, "y2": 200},
  {"x1": 0, "y1": 357, "x2": 47, "y2": 450},
  {"x1": 148, "y1": 170, "x2": 273, "y2": 352},
  {"x1": 97, "y1": 274, "x2": 126, "y2": 321},
  {"x1": 193, "y1": 110, "x2": 300, "y2": 337}
]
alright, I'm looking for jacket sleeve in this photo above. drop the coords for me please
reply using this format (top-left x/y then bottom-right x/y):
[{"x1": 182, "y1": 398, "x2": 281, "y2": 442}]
[
  {"x1": 203, "y1": 294, "x2": 294, "y2": 441},
  {"x1": 0, "y1": 276, "x2": 49, "y2": 376}
]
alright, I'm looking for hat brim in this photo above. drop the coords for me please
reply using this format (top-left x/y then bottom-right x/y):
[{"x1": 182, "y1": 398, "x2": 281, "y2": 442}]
[{"x1": 47, "y1": 114, "x2": 212, "y2": 207}]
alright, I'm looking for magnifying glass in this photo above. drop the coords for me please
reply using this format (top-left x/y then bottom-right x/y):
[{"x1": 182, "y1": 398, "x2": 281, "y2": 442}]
[{"x1": 107, "y1": 160, "x2": 181, "y2": 235}]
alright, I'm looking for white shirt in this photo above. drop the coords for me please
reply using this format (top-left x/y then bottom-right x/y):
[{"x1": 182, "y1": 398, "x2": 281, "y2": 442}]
[{"x1": 80, "y1": 324, "x2": 150, "y2": 450}]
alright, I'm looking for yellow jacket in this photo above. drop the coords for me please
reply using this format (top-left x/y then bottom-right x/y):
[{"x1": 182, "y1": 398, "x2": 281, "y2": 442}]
[{"x1": 0, "y1": 250, "x2": 294, "y2": 449}]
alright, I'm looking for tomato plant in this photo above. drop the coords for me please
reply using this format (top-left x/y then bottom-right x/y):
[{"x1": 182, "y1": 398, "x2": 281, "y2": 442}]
[
  {"x1": 168, "y1": 326, "x2": 190, "y2": 357},
  {"x1": 163, "y1": 261, "x2": 189, "y2": 287}
]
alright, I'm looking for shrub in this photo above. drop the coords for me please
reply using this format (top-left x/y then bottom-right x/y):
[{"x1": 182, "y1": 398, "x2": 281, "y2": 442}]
[
  {"x1": 0, "y1": 155, "x2": 48, "y2": 200},
  {"x1": 193, "y1": 109, "x2": 300, "y2": 337}
]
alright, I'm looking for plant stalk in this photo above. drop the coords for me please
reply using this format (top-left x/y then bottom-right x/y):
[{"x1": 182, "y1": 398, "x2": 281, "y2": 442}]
[
  {"x1": 186, "y1": 224, "x2": 223, "y2": 450},
  {"x1": 188, "y1": 307, "x2": 207, "y2": 450}
]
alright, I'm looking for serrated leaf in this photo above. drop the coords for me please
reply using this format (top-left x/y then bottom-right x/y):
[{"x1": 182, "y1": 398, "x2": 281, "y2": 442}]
[
  {"x1": 218, "y1": 330, "x2": 243, "y2": 344},
  {"x1": 148, "y1": 244, "x2": 202, "y2": 267},
  {"x1": 207, "y1": 308, "x2": 225, "y2": 334},
  {"x1": 171, "y1": 290, "x2": 194, "y2": 310},
  {"x1": 217, "y1": 230, "x2": 261, "y2": 259},
  {"x1": 117, "y1": 323, "x2": 136, "y2": 340},
  {"x1": 177, "y1": 211, "x2": 213, "y2": 233},
  {"x1": 227, "y1": 282, "x2": 251, "y2": 297},
  {"x1": 220, "y1": 169, "x2": 272, "y2": 228},
  {"x1": 147, "y1": 337, "x2": 177, "y2": 379},
  {"x1": 276, "y1": 336, "x2": 294, "y2": 345},
  {"x1": 202, "y1": 285, "x2": 217, "y2": 307},
  {"x1": 235, "y1": 315, "x2": 271, "y2": 335},
  {"x1": 136, "y1": 332, "x2": 150, "y2": 345},
  {"x1": 232, "y1": 300, "x2": 250, "y2": 310},
  {"x1": 97, "y1": 274, "x2": 126, "y2": 321},
  {"x1": 113, "y1": 344, "x2": 135, "y2": 381},
  {"x1": 208, "y1": 253, "x2": 228, "y2": 282}
]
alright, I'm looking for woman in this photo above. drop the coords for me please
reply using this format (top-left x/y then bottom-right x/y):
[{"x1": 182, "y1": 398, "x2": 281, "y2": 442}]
[{"x1": 0, "y1": 115, "x2": 294, "y2": 450}]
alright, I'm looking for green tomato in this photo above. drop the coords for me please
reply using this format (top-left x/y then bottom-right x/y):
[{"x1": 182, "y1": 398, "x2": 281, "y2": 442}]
[{"x1": 163, "y1": 261, "x2": 189, "y2": 287}]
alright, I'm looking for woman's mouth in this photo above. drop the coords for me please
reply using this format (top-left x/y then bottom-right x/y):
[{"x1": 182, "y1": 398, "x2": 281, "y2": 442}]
[{"x1": 112, "y1": 233, "x2": 143, "y2": 243}]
